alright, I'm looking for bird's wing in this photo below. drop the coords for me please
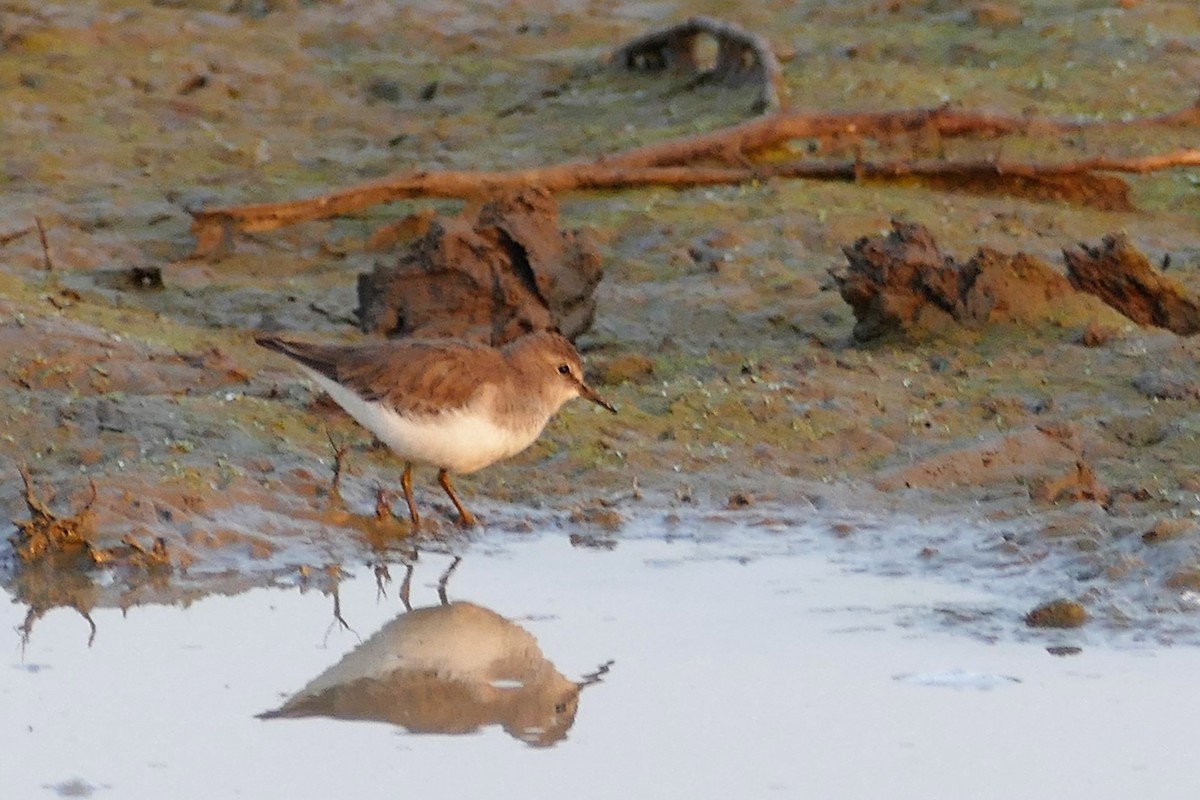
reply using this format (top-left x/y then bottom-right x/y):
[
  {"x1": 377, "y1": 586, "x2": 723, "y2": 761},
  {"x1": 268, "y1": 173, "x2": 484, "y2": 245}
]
[{"x1": 257, "y1": 335, "x2": 500, "y2": 417}]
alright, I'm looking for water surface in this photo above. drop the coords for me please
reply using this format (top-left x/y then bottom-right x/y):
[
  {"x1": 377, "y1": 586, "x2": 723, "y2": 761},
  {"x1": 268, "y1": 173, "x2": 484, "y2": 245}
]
[{"x1": 4, "y1": 525, "x2": 1197, "y2": 799}]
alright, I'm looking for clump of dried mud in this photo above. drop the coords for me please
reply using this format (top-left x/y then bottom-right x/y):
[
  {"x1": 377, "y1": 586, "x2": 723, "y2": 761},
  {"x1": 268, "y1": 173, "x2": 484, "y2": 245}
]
[
  {"x1": 356, "y1": 188, "x2": 603, "y2": 345},
  {"x1": 833, "y1": 220, "x2": 1129, "y2": 342}
]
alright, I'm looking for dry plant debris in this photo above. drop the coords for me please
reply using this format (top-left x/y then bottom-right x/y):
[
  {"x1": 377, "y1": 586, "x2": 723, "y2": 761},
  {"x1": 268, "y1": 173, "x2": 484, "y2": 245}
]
[
  {"x1": 611, "y1": 16, "x2": 785, "y2": 113},
  {"x1": 10, "y1": 465, "x2": 170, "y2": 570},
  {"x1": 10, "y1": 464, "x2": 97, "y2": 563}
]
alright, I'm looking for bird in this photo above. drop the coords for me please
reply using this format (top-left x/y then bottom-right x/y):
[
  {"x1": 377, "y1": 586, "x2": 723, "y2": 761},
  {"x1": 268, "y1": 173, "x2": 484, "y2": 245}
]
[
  {"x1": 255, "y1": 329, "x2": 615, "y2": 527},
  {"x1": 258, "y1": 558, "x2": 612, "y2": 745}
]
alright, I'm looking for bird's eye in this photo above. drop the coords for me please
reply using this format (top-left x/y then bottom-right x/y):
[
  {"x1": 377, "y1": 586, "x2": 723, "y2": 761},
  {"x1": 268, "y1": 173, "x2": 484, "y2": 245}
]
[{"x1": 557, "y1": 364, "x2": 571, "y2": 375}]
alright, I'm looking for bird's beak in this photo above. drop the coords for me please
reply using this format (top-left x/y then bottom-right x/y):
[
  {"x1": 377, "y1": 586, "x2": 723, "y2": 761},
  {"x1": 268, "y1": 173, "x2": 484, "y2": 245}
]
[{"x1": 577, "y1": 380, "x2": 617, "y2": 413}]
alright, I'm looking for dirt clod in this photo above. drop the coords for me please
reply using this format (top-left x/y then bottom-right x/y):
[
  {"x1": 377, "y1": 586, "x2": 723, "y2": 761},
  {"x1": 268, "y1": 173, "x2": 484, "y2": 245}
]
[
  {"x1": 1025, "y1": 599, "x2": 1088, "y2": 628},
  {"x1": 833, "y1": 221, "x2": 1083, "y2": 341},
  {"x1": 11, "y1": 465, "x2": 173, "y2": 572},
  {"x1": 1142, "y1": 518, "x2": 1197, "y2": 544},
  {"x1": 833, "y1": 223, "x2": 1171, "y2": 342},
  {"x1": 1046, "y1": 645, "x2": 1083, "y2": 656},
  {"x1": 568, "y1": 506, "x2": 625, "y2": 530},
  {"x1": 1165, "y1": 569, "x2": 1200, "y2": 591},
  {"x1": 1029, "y1": 460, "x2": 1109, "y2": 506},
  {"x1": 1065, "y1": 233, "x2": 1200, "y2": 336},
  {"x1": 596, "y1": 353, "x2": 655, "y2": 385},
  {"x1": 1077, "y1": 320, "x2": 1119, "y2": 347},
  {"x1": 726, "y1": 492, "x2": 754, "y2": 509},
  {"x1": 356, "y1": 188, "x2": 602, "y2": 346}
]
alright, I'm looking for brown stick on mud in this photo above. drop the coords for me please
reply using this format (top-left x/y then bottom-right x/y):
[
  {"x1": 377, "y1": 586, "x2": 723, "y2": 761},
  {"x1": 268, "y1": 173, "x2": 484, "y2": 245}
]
[
  {"x1": 188, "y1": 99, "x2": 1200, "y2": 256},
  {"x1": 34, "y1": 216, "x2": 54, "y2": 271},
  {"x1": 0, "y1": 226, "x2": 33, "y2": 247},
  {"x1": 326, "y1": 426, "x2": 350, "y2": 504}
]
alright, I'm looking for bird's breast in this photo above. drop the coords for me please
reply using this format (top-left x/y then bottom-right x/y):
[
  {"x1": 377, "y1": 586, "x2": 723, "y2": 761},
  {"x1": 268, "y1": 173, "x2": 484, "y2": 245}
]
[{"x1": 306, "y1": 370, "x2": 547, "y2": 473}]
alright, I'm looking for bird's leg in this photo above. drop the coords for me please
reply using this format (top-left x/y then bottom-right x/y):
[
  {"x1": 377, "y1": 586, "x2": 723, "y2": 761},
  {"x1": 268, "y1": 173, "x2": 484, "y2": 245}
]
[
  {"x1": 401, "y1": 463, "x2": 421, "y2": 528},
  {"x1": 399, "y1": 561, "x2": 414, "y2": 612},
  {"x1": 437, "y1": 468, "x2": 477, "y2": 527},
  {"x1": 437, "y1": 556, "x2": 462, "y2": 606}
]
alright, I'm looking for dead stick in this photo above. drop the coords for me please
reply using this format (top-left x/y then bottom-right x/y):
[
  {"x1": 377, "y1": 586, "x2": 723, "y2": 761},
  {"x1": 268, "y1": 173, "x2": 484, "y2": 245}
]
[
  {"x1": 326, "y1": 426, "x2": 349, "y2": 500},
  {"x1": 771, "y1": 148, "x2": 1200, "y2": 180},
  {"x1": 0, "y1": 226, "x2": 33, "y2": 247},
  {"x1": 190, "y1": 146, "x2": 1199, "y2": 243},
  {"x1": 190, "y1": 101, "x2": 1200, "y2": 244},
  {"x1": 34, "y1": 216, "x2": 53, "y2": 271},
  {"x1": 18, "y1": 462, "x2": 55, "y2": 521}
]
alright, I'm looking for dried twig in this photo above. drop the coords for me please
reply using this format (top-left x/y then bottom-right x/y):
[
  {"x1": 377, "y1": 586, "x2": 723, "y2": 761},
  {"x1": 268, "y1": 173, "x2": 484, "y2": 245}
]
[
  {"x1": 374, "y1": 487, "x2": 392, "y2": 522},
  {"x1": 189, "y1": 140, "x2": 1200, "y2": 253},
  {"x1": 326, "y1": 426, "x2": 350, "y2": 503},
  {"x1": 182, "y1": 38, "x2": 1195, "y2": 255},
  {"x1": 12, "y1": 463, "x2": 97, "y2": 561},
  {"x1": 0, "y1": 226, "x2": 33, "y2": 247},
  {"x1": 34, "y1": 216, "x2": 53, "y2": 271}
]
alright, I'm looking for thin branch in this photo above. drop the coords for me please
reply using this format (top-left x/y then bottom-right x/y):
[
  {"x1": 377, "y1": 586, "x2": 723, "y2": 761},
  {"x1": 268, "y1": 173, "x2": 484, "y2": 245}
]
[
  {"x1": 325, "y1": 426, "x2": 349, "y2": 504},
  {"x1": 187, "y1": 100, "x2": 1200, "y2": 255},
  {"x1": 34, "y1": 216, "x2": 53, "y2": 271},
  {"x1": 0, "y1": 226, "x2": 33, "y2": 247}
]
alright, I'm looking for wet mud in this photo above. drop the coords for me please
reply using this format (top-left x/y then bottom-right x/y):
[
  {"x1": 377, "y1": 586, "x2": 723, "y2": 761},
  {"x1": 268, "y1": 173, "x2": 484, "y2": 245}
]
[{"x1": 2, "y1": 0, "x2": 1200, "y2": 646}]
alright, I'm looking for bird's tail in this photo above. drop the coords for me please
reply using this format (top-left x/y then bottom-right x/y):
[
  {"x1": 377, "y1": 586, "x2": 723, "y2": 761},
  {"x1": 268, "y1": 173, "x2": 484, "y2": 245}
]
[{"x1": 254, "y1": 334, "x2": 339, "y2": 380}]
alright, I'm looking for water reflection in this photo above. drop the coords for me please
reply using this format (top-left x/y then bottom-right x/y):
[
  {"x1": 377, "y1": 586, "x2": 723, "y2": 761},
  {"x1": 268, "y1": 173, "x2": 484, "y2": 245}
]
[{"x1": 260, "y1": 559, "x2": 611, "y2": 746}]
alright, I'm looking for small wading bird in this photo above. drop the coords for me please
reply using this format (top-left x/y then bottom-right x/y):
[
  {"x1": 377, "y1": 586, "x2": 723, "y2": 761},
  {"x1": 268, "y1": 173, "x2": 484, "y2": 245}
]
[{"x1": 256, "y1": 329, "x2": 615, "y2": 527}]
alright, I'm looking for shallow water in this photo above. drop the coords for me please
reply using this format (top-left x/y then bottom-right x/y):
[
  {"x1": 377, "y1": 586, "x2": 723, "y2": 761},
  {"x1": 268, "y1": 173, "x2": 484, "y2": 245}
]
[{"x1": 4, "y1": 523, "x2": 1199, "y2": 800}]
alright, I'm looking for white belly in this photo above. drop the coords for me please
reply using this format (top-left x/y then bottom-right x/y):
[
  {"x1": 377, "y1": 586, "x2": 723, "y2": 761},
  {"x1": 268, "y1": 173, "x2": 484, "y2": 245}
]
[{"x1": 306, "y1": 371, "x2": 543, "y2": 474}]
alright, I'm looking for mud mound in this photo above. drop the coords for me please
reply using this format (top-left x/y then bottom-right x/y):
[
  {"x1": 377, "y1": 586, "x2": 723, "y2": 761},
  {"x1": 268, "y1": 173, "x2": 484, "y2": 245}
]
[
  {"x1": 1065, "y1": 233, "x2": 1200, "y2": 336},
  {"x1": 356, "y1": 188, "x2": 603, "y2": 346},
  {"x1": 874, "y1": 426, "x2": 1083, "y2": 493},
  {"x1": 833, "y1": 221, "x2": 1125, "y2": 342}
]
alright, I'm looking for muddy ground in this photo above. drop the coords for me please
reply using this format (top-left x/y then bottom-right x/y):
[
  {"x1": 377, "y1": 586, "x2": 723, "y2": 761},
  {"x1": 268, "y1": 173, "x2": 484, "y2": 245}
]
[{"x1": 1, "y1": 0, "x2": 1199, "y2": 642}]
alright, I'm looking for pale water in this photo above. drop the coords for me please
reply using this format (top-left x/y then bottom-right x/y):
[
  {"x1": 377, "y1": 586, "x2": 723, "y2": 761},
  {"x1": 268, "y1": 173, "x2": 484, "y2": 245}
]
[{"x1": 4, "y1": 523, "x2": 1198, "y2": 799}]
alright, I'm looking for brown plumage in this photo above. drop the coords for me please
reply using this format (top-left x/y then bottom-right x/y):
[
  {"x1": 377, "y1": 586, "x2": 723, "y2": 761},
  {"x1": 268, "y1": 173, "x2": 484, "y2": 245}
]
[{"x1": 257, "y1": 336, "x2": 502, "y2": 417}]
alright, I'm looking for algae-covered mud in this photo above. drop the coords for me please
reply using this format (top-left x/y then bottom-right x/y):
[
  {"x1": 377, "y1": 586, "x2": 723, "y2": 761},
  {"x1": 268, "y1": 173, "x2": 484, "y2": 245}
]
[{"x1": 2, "y1": 0, "x2": 1200, "y2": 656}]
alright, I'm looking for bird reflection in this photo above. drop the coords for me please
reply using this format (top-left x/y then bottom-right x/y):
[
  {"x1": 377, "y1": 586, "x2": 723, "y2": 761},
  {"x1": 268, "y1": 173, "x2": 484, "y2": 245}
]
[{"x1": 260, "y1": 557, "x2": 611, "y2": 747}]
